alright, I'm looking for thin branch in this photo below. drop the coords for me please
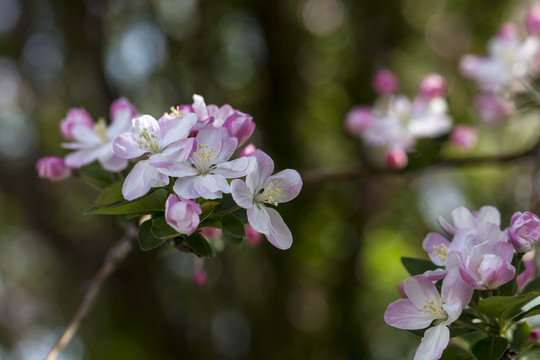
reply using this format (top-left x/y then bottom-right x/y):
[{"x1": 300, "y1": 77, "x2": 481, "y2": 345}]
[
  {"x1": 300, "y1": 143, "x2": 540, "y2": 183},
  {"x1": 45, "y1": 224, "x2": 138, "y2": 360}
]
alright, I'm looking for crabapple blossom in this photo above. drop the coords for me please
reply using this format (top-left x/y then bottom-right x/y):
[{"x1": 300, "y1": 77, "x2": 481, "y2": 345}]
[
  {"x1": 113, "y1": 113, "x2": 197, "y2": 200},
  {"x1": 384, "y1": 268, "x2": 473, "y2": 360},
  {"x1": 450, "y1": 125, "x2": 478, "y2": 149},
  {"x1": 36, "y1": 156, "x2": 71, "y2": 181},
  {"x1": 418, "y1": 74, "x2": 446, "y2": 100},
  {"x1": 526, "y1": 4, "x2": 540, "y2": 36},
  {"x1": 344, "y1": 106, "x2": 372, "y2": 136},
  {"x1": 164, "y1": 195, "x2": 202, "y2": 236},
  {"x1": 231, "y1": 150, "x2": 302, "y2": 249},
  {"x1": 437, "y1": 205, "x2": 500, "y2": 238},
  {"x1": 385, "y1": 148, "x2": 408, "y2": 169},
  {"x1": 62, "y1": 98, "x2": 137, "y2": 172},
  {"x1": 169, "y1": 126, "x2": 253, "y2": 199},
  {"x1": 473, "y1": 92, "x2": 514, "y2": 125},
  {"x1": 508, "y1": 211, "x2": 540, "y2": 253},
  {"x1": 373, "y1": 69, "x2": 398, "y2": 94}
]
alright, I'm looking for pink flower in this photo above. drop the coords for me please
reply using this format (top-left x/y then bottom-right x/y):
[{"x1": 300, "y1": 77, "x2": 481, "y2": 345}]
[
  {"x1": 474, "y1": 93, "x2": 514, "y2": 126},
  {"x1": 450, "y1": 125, "x2": 478, "y2": 149},
  {"x1": 113, "y1": 112, "x2": 197, "y2": 200},
  {"x1": 344, "y1": 106, "x2": 372, "y2": 135},
  {"x1": 458, "y1": 239, "x2": 515, "y2": 290},
  {"x1": 239, "y1": 144, "x2": 257, "y2": 157},
  {"x1": 62, "y1": 98, "x2": 137, "y2": 172},
  {"x1": 517, "y1": 259, "x2": 536, "y2": 293},
  {"x1": 36, "y1": 156, "x2": 71, "y2": 181},
  {"x1": 526, "y1": 5, "x2": 540, "y2": 36},
  {"x1": 192, "y1": 269, "x2": 208, "y2": 286},
  {"x1": 246, "y1": 224, "x2": 263, "y2": 247},
  {"x1": 169, "y1": 126, "x2": 254, "y2": 199},
  {"x1": 165, "y1": 195, "x2": 202, "y2": 236},
  {"x1": 223, "y1": 112, "x2": 255, "y2": 147},
  {"x1": 508, "y1": 211, "x2": 540, "y2": 253},
  {"x1": 231, "y1": 150, "x2": 302, "y2": 250},
  {"x1": 438, "y1": 206, "x2": 501, "y2": 237},
  {"x1": 384, "y1": 270, "x2": 473, "y2": 360},
  {"x1": 418, "y1": 74, "x2": 446, "y2": 100},
  {"x1": 372, "y1": 69, "x2": 398, "y2": 94},
  {"x1": 385, "y1": 148, "x2": 408, "y2": 169}
]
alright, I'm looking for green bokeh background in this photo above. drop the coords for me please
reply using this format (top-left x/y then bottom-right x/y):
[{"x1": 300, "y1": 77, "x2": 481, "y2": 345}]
[{"x1": 1, "y1": 0, "x2": 537, "y2": 359}]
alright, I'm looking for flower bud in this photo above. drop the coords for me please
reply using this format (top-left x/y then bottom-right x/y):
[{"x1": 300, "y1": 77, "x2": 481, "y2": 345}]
[
  {"x1": 418, "y1": 74, "x2": 446, "y2": 99},
  {"x1": 60, "y1": 108, "x2": 94, "y2": 141},
  {"x1": 36, "y1": 156, "x2": 71, "y2": 181},
  {"x1": 223, "y1": 111, "x2": 255, "y2": 146},
  {"x1": 344, "y1": 106, "x2": 372, "y2": 135},
  {"x1": 528, "y1": 331, "x2": 540, "y2": 343},
  {"x1": 474, "y1": 92, "x2": 513, "y2": 126},
  {"x1": 450, "y1": 125, "x2": 478, "y2": 149},
  {"x1": 526, "y1": 5, "x2": 540, "y2": 36},
  {"x1": 246, "y1": 224, "x2": 263, "y2": 247},
  {"x1": 239, "y1": 144, "x2": 257, "y2": 157},
  {"x1": 373, "y1": 69, "x2": 398, "y2": 94},
  {"x1": 508, "y1": 211, "x2": 540, "y2": 253},
  {"x1": 385, "y1": 148, "x2": 408, "y2": 169},
  {"x1": 165, "y1": 195, "x2": 202, "y2": 236},
  {"x1": 192, "y1": 269, "x2": 208, "y2": 286}
]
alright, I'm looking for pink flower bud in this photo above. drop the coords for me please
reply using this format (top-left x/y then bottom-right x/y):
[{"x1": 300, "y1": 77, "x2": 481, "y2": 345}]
[
  {"x1": 474, "y1": 93, "x2": 513, "y2": 126},
  {"x1": 192, "y1": 269, "x2": 208, "y2": 286},
  {"x1": 529, "y1": 331, "x2": 540, "y2": 343},
  {"x1": 109, "y1": 97, "x2": 137, "y2": 122},
  {"x1": 246, "y1": 224, "x2": 263, "y2": 247},
  {"x1": 418, "y1": 74, "x2": 446, "y2": 99},
  {"x1": 517, "y1": 259, "x2": 536, "y2": 292},
  {"x1": 526, "y1": 5, "x2": 540, "y2": 36},
  {"x1": 223, "y1": 112, "x2": 255, "y2": 147},
  {"x1": 385, "y1": 148, "x2": 408, "y2": 169},
  {"x1": 165, "y1": 195, "x2": 202, "y2": 236},
  {"x1": 60, "y1": 108, "x2": 94, "y2": 141},
  {"x1": 36, "y1": 156, "x2": 71, "y2": 181},
  {"x1": 508, "y1": 212, "x2": 540, "y2": 253},
  {"x1": 239, "y1": 144, "x2": 257, "y2": 157},
  {"x1": 200, "y1": 227, "x2": 222, "y2": 239},
  {"x1": 344, "y1": 106, "x2": 373, "y2": 135},
  {"x1": 497, "y1": 22, "x2": 519, "y2": 41},
  {"x1": 450, "y1": 125, "x2": 478, "y2": 149},
  {"x1": 373, "y1": 69, "x2": 399, "y2": 94}
]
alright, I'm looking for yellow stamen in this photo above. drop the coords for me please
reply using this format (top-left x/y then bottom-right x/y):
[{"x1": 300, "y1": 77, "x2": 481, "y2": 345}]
[
  {"x1": 258, "y1": 180, "x2": 284, "y2": 206},
  {"x1": 137, "y1": 128, "x2": 160, "y2": 154},
  {"x1": 193, "y1": 144, "x2": 216, "y2": 174},
  {"x1": 431, "y1": 243, "x2": 448, "y2": 264},
  {"x1": 422, "y1": 296, "x2": 447, "y2": 319},
  {"x1": 94, "y1": 117, "x2": 109, "y2": 143}
]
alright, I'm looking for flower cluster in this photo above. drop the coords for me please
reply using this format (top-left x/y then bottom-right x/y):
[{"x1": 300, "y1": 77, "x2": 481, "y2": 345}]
[
  {"x1": 385, "y1": 206, "x2": 540, "y2": 360},
  {"x1": 37, "y1": 95, "x2": 303, "y2": 279},
  {"x1": 460, "y1": 5, "x2": 540, "y2": 125},
  {"x1": 344, "y1": 71, "x2": 453, "y2": 169}
]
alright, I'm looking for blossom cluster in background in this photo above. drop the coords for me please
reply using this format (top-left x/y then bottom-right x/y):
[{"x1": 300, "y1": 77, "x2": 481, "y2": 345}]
[
  {"x1": 385, "y1": 206, "x2": 540, "y2": 360},
  {"x1": 460, "y1": 4, "x2": 540, "y2": 125},
  {"x1": 37, "y1": 95, "x2": 303, "y2": 281}
]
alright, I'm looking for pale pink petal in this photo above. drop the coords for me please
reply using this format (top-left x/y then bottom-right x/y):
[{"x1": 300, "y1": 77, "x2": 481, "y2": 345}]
[
  {"x1": 212, "y1": 104, "x2": 234, "y2": 127},
  {"x1": 438, "y1": 216, "x2": 456, "y2": 236},
  {"x1": 477, "y1": 206, "x2": 501, "y2": 226},
  {"x1": 414, "y1": 324, "x2": 449, "y2": 360},
  {"x1": 247, "y1": 205, "x2": 270, "y2": 234},
  {"x1": 133, "y1": 115, "x2": 160, "y2": 137},
  {"x1": 266, "y1": 169, "x2": 303, "y2": 204},
  {"x1": 173, "y1": 176, "x2": 203, "y2": 199},
  {"x1": 422, "y1": 233, "x2": 451, "y2": 267},
  {"x1": 452, "y1": 207, "x2": 475, "y2": 229},
  {"x1": 404, "y1": 276, "x2": 440, "y2": 310},
  {"x1": 247, "y1": 150, "x2": 274, "y2": 193},
  {"x1": 158, "y1": 113, "x2": 197, "y2": 148},
  {"x1": 231, "y1": 179, "x2": 254, "y2": 209},
  {"x1": 213, "y1": 128, "x2": 238, "y2": 163},
  {"x1": 212, "y1": 157, "x2": 253, "y2": 178},
  {"x1": 384, "y1": 299, "x2": 435, "y2": 330},
  {"x1": 193, "y1": 174, "x2": 230, "y2": 199},
  {"x1": 113, "y1": 134, "x2": 146, "y2": 159},
  {"x1": 422, "y1": 269, "x2": 447, "y2": 281},
  {"x1": 196, "y1": 126, "x2": 223, "y2": 156},
  {"x1": 441, "y1": 267, "x2": 473, "y2": 308},
  {"x1": 160, "y1": 162, "x2": 198, "y2": 178},
  {"x1": 122, "y1": 160, "x2": 169, "y2": 200},
  {"x1": 71, "y1": 125, "x2": 101, "y2": 145},
  {"x1": 261, "y1": 206, "x2": 292, "y2": 250},
  {"x1": 99, "y1": 152, "x2": 128, "y2": 172},
  {"x1": 64, "y1": 147, "x2": 104, "y2": 168},
  {"x1": 148, "y1": 138, "x2": 196, "y2": 169},
  {"x1": 192, "y1": 94, "x2": 209, "y2": 121},
  {"x1": 110, "y1": 97, "x2": 137, "y2": 123}
]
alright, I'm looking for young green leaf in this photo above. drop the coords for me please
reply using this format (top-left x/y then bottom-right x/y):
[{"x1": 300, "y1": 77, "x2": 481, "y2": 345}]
[
  {"x1": 221, "y1": 213, "x2": 245, "y2": 245},
  {"x1": 478, "y1": 291, "x2": 539, "y2": 321},
  {"x1": 84, "y1": 189, "x2": 168, "y2": 215},
  {"x1": 185, "y1": 233, "x2": 215, "y2": 258},
  {"x1": 138, "y1": 220, "x2": 167, "y2": 251},
  {"x1": 440, "y1": 343, "x2": 476, "y2": 360},
  {"x1": 471, "y1": 337, "x2": 508, "y2": 360},
  {"x1": 94, "y1": 181, "x2": 124, "y2": 207},
  {"x1": 401, "y1": 257, "x2": 438, "y2": 276},
  {"x1": 151, "y1": 216, "x2": 180, "y2": 240}
]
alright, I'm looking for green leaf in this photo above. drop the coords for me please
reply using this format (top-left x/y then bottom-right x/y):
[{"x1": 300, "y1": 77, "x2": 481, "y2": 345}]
[
  {"x1": 471, "y1": 336, "x2": 508, "y2": 360},
  {"x1": 77, "y1": 164, "x2": 117, "y2": 186},
  {"x1": 513, "y1": 304, "x2": 540, "y2": 321},
  {"x1": 522, "y1": 276, "x2": 540, "y2": 294},
  {"x1": 199, "y1": 201, "x2": 218, "y2": 220},
  {"x1": 84, "y1": 189, "x2": 168, "y2": 215},
  {"x1": 511, "y1": 322, "x2": 532, "y2": 351},
  {"x1": 138, "y1": 220, "x2": 167, "y2": 251},
  {"x1": 185, "y1": 233, "x2": 215, "y2": 257},
  {"x1": 94, "y1": 181, "x2": 124, "y2": 207},
  {"x1": 199, "y1": 214, "x2": 222, "y2": 229},
  {"x1": 478, "y1": 291, "x2": 539, "y2": 321},
  {"x1": 151, "y1": 216, "x2": 180, "y2": 240},
  {"x1": 440, "y1": 343, "x2": 476, "y2": 360},
  {"x1": 221, "y1": 213, "x2": 245, "y2": 245},
  {"x1": 401, "y1": 257, "x2": 438, "y2": 276}
]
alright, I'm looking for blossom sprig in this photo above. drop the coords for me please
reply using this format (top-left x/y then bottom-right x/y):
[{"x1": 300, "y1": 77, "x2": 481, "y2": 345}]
[
  {"x1": 385, "y1": 206, "x2": 540, "y2": 360},
  {"x1": 37, "y1": 95, "x2": 303, "y2": 268},
  {"x1": 460, "y1": 4, "x2": 540, "y2": 125},
  {"x1": 344, "y1": 70, "x2": 453, "y2": 169}
]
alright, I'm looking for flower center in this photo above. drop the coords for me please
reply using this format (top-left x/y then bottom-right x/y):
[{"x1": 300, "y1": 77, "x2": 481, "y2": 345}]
[
  {"x1": 136, "y1": 128, "x2": 160, "y2": 154},
  {"x1": 256, "y1": 180, "x2": 284, "y2": 206},
  {"x1": 167, "y1": 106, "x2": 185, "y2": 118},
  {"x1": 422, "y1": 296, "x2": 447, "y2": 319},
  {"x1": 94, "y1": 118, "x2": 109, "y2": 143},
  {"x1": 431, "y1": 243, "x2": 448, "y2": 264},
  {"x1": 192, "y1": 144, "x2": 217, "y2": 174}
]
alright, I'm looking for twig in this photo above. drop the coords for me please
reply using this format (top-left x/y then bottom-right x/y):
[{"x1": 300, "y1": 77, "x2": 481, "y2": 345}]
[
  {"x1": 45, "y1": 224, "x2": 138, "y2": 360},
  {"x1": 300, "y1": 143, "x2": 540, "y2": 183}
]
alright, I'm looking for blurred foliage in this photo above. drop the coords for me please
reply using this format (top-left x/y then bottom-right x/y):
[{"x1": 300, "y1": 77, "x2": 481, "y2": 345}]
[{"x1": 2, "y1": 0, "x2": 539, "y2": 359}]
